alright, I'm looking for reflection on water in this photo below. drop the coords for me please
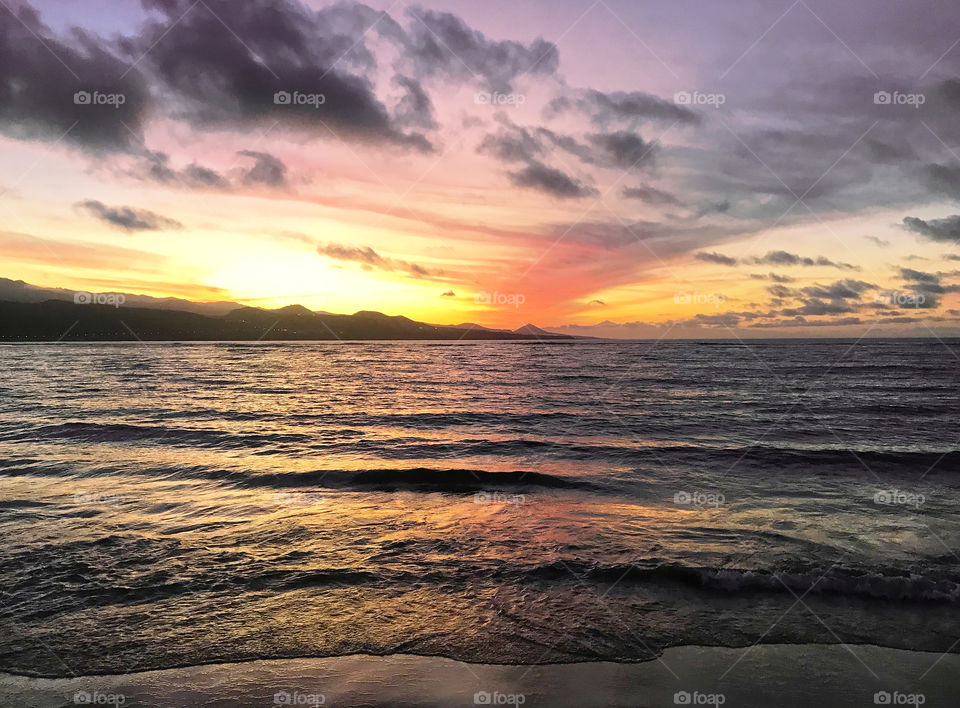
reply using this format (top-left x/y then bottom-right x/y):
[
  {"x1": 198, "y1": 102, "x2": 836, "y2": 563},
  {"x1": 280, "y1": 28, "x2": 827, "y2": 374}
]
[{"x1": 0, "y1": 340, "x2": 958, "y2": 676}]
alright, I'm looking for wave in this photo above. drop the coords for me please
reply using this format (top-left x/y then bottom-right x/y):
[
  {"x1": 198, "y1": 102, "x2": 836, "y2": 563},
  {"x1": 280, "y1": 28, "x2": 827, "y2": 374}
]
[
  {"x1": 0, "y1": 459, "x2": 598, "y2": 493},
  {"x1": 524, "y1": 560, "x2": 960, "y2": 603}
]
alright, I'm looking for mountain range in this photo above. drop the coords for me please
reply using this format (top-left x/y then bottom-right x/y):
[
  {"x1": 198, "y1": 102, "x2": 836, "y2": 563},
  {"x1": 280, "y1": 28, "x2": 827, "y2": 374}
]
[{"x1": 0, "y1": 279, "x2": 577, "y2": 342}]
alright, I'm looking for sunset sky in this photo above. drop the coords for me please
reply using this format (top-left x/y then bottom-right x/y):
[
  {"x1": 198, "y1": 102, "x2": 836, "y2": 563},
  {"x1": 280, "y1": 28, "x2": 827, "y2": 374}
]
[{"x1": 3, "y1": 0, "x2": 960, "y2": 337}]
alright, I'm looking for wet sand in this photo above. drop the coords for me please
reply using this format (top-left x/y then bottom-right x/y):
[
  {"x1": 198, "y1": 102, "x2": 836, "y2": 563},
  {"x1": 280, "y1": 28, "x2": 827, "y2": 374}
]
[{"x1": 1, "y1": 643, "x2": 955, "y2": 707}]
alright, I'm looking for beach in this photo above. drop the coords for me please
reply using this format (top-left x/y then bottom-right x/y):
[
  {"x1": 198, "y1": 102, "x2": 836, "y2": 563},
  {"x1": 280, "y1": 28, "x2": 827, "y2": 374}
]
[{"x1": 1, "y1": 644, "x2": 954, "y2": 707}]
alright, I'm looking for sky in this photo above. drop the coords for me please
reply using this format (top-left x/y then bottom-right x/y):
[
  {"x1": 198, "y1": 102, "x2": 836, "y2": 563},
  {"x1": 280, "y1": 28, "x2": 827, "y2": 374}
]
[{"x1": 2, "y1": 0, "x2": 960, "y2": 337}]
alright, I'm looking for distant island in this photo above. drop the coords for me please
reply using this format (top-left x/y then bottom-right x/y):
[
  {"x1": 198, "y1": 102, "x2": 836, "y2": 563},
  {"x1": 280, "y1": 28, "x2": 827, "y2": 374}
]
[{"x1": 0, "y1": 279, "x2": 577, "y2": 341}]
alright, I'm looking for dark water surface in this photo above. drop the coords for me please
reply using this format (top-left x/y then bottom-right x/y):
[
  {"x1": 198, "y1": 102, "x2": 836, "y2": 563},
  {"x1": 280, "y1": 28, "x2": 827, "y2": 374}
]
[{"x1": 0, "y1": 340, "x2": 958, "y2": 677}]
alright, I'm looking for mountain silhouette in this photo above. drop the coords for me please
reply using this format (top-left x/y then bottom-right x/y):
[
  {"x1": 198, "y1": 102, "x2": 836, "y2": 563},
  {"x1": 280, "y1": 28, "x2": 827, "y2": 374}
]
[{"x1": 0, "y1": 299, "x2": 579, "y2": 341}]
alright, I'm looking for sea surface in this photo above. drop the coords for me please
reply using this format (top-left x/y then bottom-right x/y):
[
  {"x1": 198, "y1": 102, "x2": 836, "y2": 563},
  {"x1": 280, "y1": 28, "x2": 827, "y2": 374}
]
[{"x1": 0, "y1": 339, "x2": 958, "y2": 677}]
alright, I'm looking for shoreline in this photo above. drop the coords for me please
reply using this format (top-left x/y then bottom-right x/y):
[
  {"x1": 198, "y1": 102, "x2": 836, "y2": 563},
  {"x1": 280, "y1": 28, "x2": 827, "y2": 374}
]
[{"x1": 2, "y1": 644, "x2": 955, "y2": 707}]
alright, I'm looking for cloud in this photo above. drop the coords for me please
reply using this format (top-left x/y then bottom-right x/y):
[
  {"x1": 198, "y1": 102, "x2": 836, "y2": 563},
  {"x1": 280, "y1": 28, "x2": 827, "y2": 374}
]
[
  {"x1": 317, "y1": 242, "x2": 435, "y2": 277},
  {"x1": 621, "y1": 184, "x2": 680, "y2": 205},
  {"x1": 393, "y1": 75, "x2": 437, "y2": 130},
  {"x1": 0, "y1": 4, "x2": 150, "y2": 151},
  {"x1": 546, "y1": 89, "x2": 699, "y2": 127},
  {"x1": 440, "y1": 290, "x2": 455, "y2": 297},
  {"x1": 508, "y1": 161, "x2": 597, "y2": 199},
  {"x1": 694, "y1": 251, "x2": 737, "y2": 266},
  {"x1": 749, "y1": 250, "x2": 860, "y2": 270},
  {"x1": 404, "y1": 8, "x2": 558, "y2": 91},
  {"x1": 800, "y1": 279, "x2": 875, "y2": 300},
  {"x1": 238, "y1": 150, "x2": 288, "y2": 188},
  {"x1": 588, "y1": 299, "x2": 606, "y2": 306},
  {"x1": 863, "y1": 235, "x2": 889, "y2": 247},
  {"x1": 132, "y1": 0, "x2": 432, "y2": 151},
  {"x1": 923, "y1": 164, "x2": 960, "y2": 200},
  {"x1": 586, "y1": 131, "x2": 657, "y2": 169},
  {"x1": 75, "y1": 200, "x2": 183, "y2": 231},
  {"x1": 902, "y1": 215, "x2": 960, "y2": 243}
]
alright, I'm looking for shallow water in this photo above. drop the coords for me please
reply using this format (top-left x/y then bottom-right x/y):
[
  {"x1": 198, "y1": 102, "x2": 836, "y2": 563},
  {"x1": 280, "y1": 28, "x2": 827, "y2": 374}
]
[{"x1": 0, "y1": 340, "x2": 957, "y2": 676}]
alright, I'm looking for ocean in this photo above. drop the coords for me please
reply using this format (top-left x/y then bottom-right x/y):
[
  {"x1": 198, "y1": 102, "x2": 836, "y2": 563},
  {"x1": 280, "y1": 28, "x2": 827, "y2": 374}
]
[{"x1": 1, "y1": 339, "x2": 958, "y2": 678}]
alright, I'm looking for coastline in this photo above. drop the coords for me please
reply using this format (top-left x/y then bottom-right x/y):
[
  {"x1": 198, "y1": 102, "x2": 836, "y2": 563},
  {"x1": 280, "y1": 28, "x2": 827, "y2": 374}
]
[{"x1": 2, "y1": 644, "x2": 954, "y2": 707}]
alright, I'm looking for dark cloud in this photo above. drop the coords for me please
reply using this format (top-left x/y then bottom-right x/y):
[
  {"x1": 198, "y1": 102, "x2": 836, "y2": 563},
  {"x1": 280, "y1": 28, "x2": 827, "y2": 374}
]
[
  {"x1": 750, "y1": 272, "x2": 794, "y2": 283},
  {"x1": 750, "y1": 251, "x2": 860, "y2": 270},
  {"x1": 621, "y1": 184, "x2": 681, "y2": 205},
  {"x1": 138, "y1": 150, "x2": 230, "y2": 189},
  {"x1": 863, "y1": 235, "x2": 889, "y2": 247},
  {"x1": 694, "y1": 251, "x2": 737, "y2": 266},
  {"x1": 749, "y1": 317, "x2": 863, "y2": 328},
  {"x1": 586, "y1": 131, "x2": 657, "y2": 169},
  {"x1": 477, "y1": 125, "x2": 543, "y2": 163},
  {"x1": 800, "y1": 279, "x2": 875, "y2": 301},
  {"x1": 781, "y1": 299, "x2": 858, "y2": 317},
  {"x1": 134, "y1": 0, "x2": 432, "y2": 151},
  {"x1": 393, "y1": 75, "x2": 436, "y2": 130},
  {"x1": 317, "y1": 242, "x2": 435, "y2": 277},
  {"x1": 404, "y1": 8, "x2": 557, "y2": 91},
  {"x1": 508, "y1": 161, "x2": 597, "y2": 199},
  {"x1": 588, "y1": 299, "x2": 606, "y2": 306},
  {"x1": 440, "y1": 290, "x2": 455, "y2": 297},
  {"x1": 767, "y1": 284, "x2": 796, "y2": 299},
  {"x1": 923, "y1": 164, "x2": 960, "y2": 200},
  {"x1": 900, "y1": 267, "x2": 941, "y2": 284},
  {"x1": 902, "y1": 215, "x2": 960, "y2": 243},
  {"x1": 75, "y1": 200, "x2": 183, "y2": 231},
  {"x1": 238, "y1": 150, "x2": 288, "y2": 187},
  {"x1": 0, "y1": 4, "x2": 150, "y2": 151},
  {"x1": 546, "y1": 89, "x2": 699, "y2": 127}
]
